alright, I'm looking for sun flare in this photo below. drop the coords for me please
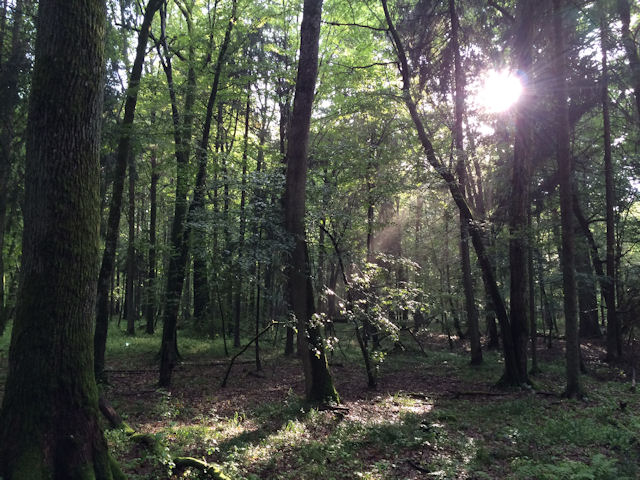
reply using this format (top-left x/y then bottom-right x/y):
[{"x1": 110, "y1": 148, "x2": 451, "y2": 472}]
[{"x1": 477, "y1": 69, "x2": 523, "y2": 113}]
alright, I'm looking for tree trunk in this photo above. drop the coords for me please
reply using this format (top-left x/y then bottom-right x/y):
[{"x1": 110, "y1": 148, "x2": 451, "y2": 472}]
[
  {"x1": 192, "y1": 0, "x2": 237, "y2": 331},
  {"x1": 234, "y1": 91, "x2": 251, "y2": 346},
  {"x1": 0, "y1": 0, "x2": 123, "y2": 476},
  {"x1": 158, "y1": 2, "x2": 197, "y2": 387},
  {"x1": 601, "y1": 10, "x2": 620, "y2": 360},
  {"x1": 94, "y1": 0, "x2": 163, "y2": 380},
  {"x1": 576, "y1": 232, "x2": 601, "y2": 338},
  {"x1": 552, "y1": 0, "x2": 582, "y2": 398},
  {"x1": 145, "y1": 150, "x2": 158, "y2": 334},
  {"x1": 284, "y1": 0, "x2": 339, "y2": 404},
  {"x1": 450, "y1": 0, "x2": 481, "y2": 365},
  {"x1": 125, "y1": 153, "x2": 137, "y2": 335},
  {"x1": 507, "y1": 0, "x2": 537, "y2": 385}
]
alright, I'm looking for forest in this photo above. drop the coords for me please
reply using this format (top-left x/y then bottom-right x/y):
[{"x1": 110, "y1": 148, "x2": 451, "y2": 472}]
[{"x1": 0, "y1": 0, "x2": 639, "y2": 478}]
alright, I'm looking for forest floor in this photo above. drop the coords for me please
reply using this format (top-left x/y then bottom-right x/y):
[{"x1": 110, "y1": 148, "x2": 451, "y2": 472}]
[{"x1": 1, "y1": 325, "x2": 639, "y2": 479}]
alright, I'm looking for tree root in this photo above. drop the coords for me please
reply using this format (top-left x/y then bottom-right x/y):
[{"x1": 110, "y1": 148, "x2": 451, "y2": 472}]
[{"x1": 100, "y1": 394, "x2": 231, "y2": 479}]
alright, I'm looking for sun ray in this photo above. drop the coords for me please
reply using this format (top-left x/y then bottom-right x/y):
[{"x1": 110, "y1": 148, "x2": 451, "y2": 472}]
[{"x1": 476, "y1": 69, "x2": 523, "y2": 113}]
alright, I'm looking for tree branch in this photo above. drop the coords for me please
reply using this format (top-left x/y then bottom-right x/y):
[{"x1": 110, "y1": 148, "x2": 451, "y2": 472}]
[{"x1": 322, "y1": 20, "x2": 387, "y2": 32}]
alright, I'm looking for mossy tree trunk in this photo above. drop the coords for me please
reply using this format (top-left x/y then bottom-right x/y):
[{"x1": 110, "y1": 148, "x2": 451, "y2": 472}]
[
  {"x1": 0, "y1": 0, "x2": 124, "y2": 477},
  {"x1": 284, "y1": 0, "x2": 339, "y2": 404}
]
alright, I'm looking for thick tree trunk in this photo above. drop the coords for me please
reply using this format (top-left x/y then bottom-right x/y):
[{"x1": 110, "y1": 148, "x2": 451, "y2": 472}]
[
  {"x1": 284, "y1": 0, "x2": 339, "y2": 404},
  {"x1": 507, "y1": 0, "x2": 538, "y2": 385},
  {"x1": 450, "y1": 0, "x2": 482, "y2": 365},
  {"x1": 0, "y1": 0, "x2": 124, "y2": 477},
  {"x1": 553, "y1": 0, "x2": 582, "y2": 398},
  {"x1": 94, "y1": 0, "x2": 162, "y2": 380}
]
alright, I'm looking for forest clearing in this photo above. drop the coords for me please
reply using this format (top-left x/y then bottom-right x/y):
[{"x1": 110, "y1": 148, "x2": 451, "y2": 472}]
[{"x1": 1, "y1": 0, "x2": 640, "y2": 478}]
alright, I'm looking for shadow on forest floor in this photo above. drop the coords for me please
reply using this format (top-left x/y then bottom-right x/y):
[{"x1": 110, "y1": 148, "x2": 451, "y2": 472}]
[{"x1": 1, "y1": 326, "x2": 639, "y2": 479}]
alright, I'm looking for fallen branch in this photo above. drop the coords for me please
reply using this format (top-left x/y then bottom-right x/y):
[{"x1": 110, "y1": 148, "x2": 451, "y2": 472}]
[
  {"x1": 398, "y1": 391, "x2": 431, "y2": 401},
  {"x1": 317, "y1": 404, "x2": 350, "y2": 413},
  {"x1": 401, "y1": 327, "x2": 428, "y2": 357},
  {"x1": 450, "y1": 390, "x2": 516, "y2": 398},
  {"x1": 407, "y1": 459, "x2": 430, "y2": 474},
  {"x1": 220, "y1": 322, "x2": 276, "y2": 388},
  {"x1": 173, "y1": 457, "x2": 230, "y2": 480}
]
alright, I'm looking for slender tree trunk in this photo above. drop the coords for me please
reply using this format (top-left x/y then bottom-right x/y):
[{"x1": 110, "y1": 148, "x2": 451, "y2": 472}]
[
  {"x1": 158, "y1": 2, "x2": 197, "y2": 387},
  {"x1": 145, "y1": 151, "x2": 158, "y2": 334},
  {"x1": 0, "y1": 0, "x2": 124, "y2": 476},
  {"x1": 126, "y1": 153, "x2": 137, "y2": 335},
  {"x1": 576, "y1": 232, "x2": 601, "y2": 338},
  {"x1": 553, "y1": 0, "x2": 582, "y2": 398},
  {"x1": 234, "y1": 91, "x2": 251, "y2": 347},
  {"x1": 600, "y1": 11, "x2": 620, "y2": 360},
  {"x1": 284, "y1": 0, "x2": 339, "y2": 404},
  {"x1": 192, "y1": 0, "x2": 237, "y2": 331},
  {"x1": 94, "y1": 0, "x2": 163, "y2": 380},
  {"x1": 450, "y1": 0, "x2": 481, "y2": 365},
  {"x1": 528, "y1": 209, "x2": 539, "y2": 374}
]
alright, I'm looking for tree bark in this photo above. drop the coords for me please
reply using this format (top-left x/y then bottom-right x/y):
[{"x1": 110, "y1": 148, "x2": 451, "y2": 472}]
[
  {"x1": 94, "y1": 0, "x2": 163, "y2": 380},
  {"x1": 284, "y1": 0, "x2": 339, "y2": 404},
  {"x1": 552, "y1": 0, "x2": 582, "y2": 398},
  {"x1": 507, "y1": 0, "x2": 537, "y2": 385},
  {"x1": 0, "y1": 0, "x2": 124, "y2": 477}
]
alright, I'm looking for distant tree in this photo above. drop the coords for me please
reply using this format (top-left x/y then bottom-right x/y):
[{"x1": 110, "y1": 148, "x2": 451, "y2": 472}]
[
  {"x1": 0, "y1": 0, "x2": 125, "y2": 477},
  {"x1": 0, "y1": 0, "x2": 30, "y2": 336}
]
